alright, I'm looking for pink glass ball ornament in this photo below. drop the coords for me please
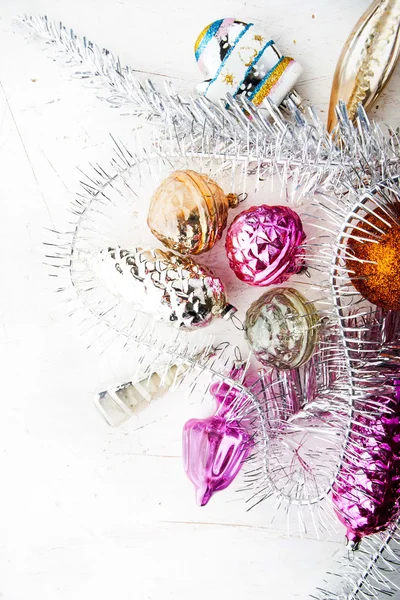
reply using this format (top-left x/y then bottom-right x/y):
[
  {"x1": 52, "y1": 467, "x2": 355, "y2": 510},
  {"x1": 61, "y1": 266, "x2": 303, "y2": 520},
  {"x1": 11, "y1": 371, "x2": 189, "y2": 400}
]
[
  {"x1": 183, "y1": 415, "x2": 253, "y2": 506},
  {"x1": 225, "y1": 205, "x2": 306, "y2": 286},
  {"x1": 332, "y1": 385, "x2": 400, "y2": 549}
]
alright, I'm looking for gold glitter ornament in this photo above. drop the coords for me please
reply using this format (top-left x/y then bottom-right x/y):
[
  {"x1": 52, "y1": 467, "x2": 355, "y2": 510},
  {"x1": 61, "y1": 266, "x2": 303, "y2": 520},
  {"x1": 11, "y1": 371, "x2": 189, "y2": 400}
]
[
  {"x1": 328, "y1": 0, "x2": 400, "y2": 132},
  {"x1": 347, "y1": 206, "x2": 400, "y2": 311},
  {"x1": 147, "y1": 170, "x2": 239, "y2": 255}
]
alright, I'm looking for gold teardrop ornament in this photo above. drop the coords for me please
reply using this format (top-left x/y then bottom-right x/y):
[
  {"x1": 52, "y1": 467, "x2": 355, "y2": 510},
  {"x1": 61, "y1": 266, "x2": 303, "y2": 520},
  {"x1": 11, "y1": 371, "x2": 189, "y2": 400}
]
[
  {"x1": 328, "y1": 0, "x2": 400, "y2": 132},
  {"x1": 147, "y1": 170, "x2": 239, "y2": 255}
]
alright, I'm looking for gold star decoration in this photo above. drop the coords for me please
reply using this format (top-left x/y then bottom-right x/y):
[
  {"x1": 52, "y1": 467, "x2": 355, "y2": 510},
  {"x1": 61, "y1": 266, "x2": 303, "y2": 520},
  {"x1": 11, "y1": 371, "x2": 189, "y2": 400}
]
[
  {"x1": 253, "y1": 34, "x2": 264, "y2": 43},
  {"x1": 223, "y1": 73, "x2": 235, "y2": 86},
  {"x1": 239, "y1": 47, "x2": 258, "y2": 67}
]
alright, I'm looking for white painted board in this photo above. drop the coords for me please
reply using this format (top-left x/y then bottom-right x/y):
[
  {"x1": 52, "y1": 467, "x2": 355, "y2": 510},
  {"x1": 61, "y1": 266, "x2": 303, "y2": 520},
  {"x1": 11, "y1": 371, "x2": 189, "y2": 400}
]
[{"x1": 0, "y1": 2, "x2": 399, "y2": 599}]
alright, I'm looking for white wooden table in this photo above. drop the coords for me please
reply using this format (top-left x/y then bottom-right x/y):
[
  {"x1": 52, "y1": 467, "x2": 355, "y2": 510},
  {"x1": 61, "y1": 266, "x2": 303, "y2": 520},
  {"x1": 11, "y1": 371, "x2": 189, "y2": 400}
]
[{"x1": 1, "y1": 1, "x2": 399, "y2": 599}]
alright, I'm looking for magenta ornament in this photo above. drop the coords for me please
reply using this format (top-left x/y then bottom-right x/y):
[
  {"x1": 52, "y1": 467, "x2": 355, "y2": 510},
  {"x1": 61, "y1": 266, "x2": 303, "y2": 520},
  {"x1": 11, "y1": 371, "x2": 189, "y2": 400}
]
[
  {"x1": 332, "y1": 385, "x2": 400, "y2": 548},
  {"x1": 183, "y1": 415, "x2": 252, "y2": 506},
  {"x1": 225, "y1": 204, "x2": 306, "y2": 286},
  {"x1": 209, "y1": 362, "x2": 255, "y2": 416}
]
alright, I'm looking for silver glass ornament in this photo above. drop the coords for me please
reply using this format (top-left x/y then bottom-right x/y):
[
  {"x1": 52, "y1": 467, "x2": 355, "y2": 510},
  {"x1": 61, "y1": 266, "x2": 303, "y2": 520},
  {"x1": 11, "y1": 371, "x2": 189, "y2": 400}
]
[
  {"x1": 245, "y1": 287, "x2": 319, "y2": 370},
  {"x1": 87, "y1": 246, "x2": 236, "y2": 331}
]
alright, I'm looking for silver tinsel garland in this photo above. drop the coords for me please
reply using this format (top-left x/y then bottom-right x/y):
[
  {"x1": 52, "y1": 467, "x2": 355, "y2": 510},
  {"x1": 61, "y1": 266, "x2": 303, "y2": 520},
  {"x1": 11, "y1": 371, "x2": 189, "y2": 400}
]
[{"x1": 17, "y1": 14, "x2": 400, "y2": 204}]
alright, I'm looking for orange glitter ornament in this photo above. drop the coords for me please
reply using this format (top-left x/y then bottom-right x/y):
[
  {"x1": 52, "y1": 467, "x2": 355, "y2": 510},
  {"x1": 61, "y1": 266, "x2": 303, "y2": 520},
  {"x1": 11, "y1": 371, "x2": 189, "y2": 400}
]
[{"x1": 347, "y1": 207, "x2": 400, "y2": 311}]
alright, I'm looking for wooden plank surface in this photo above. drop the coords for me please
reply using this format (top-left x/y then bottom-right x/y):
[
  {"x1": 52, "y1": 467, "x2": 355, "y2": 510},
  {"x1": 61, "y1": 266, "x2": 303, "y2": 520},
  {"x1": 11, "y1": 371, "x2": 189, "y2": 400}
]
[{"x1": 0, "y1": 2, "x2": 399, "y2": 599}]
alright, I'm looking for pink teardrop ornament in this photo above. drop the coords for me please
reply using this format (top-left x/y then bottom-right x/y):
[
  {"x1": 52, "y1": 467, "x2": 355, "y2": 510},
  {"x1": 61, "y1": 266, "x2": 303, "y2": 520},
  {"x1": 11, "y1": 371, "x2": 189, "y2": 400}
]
[
  {"x1": 332, "y1": 384, "x2": 400, "y2": 548},
  {"x1": 183, "y1": 415, "x2": 252, "y2": 506}
]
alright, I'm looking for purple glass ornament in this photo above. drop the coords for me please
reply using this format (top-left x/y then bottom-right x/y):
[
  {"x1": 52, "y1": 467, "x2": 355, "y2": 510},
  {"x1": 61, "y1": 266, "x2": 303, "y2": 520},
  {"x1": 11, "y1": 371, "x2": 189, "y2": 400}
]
[
  {"x1": 332, "y1": 386, "x2": 400, "y2": 548},
  {"x1": 225, "y1": 204, "x2": 306, "y2": 286},
  {"x1": 183, "y1": 415, "x2": 252, "y2": 506},
  {"x1": 209, "y1": 362, "x2": 255, "y2": 417}
]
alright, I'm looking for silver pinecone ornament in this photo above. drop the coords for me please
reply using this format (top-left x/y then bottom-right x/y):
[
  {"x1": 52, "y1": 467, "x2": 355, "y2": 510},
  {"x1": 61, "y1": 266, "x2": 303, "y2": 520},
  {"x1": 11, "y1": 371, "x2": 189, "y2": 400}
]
[{"x1": 88, "y1": 246, "x2": 236, "y2": 331}]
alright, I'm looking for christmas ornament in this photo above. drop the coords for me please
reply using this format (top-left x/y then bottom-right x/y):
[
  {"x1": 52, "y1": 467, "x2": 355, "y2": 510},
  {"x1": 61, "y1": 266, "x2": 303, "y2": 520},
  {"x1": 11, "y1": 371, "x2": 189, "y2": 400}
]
[
  {"x1": 332, "y1": 385, "x2": 400, "y2": 549},
  {"x1": 183, "y1": 415, "x2": 252, "y2": 506},
  {"x1": 194, "y1": 18, "x2": 303, "y2": 108},
  {"x1": 328, "y1": 0, "x2": 400, "y2": 132},
  {"x1": 87, "y1": 246, "x2": 236, "y2": 331},
  {"x1": 244, "y1": 288, "x2": 319, "y2": 370},
  {"x1": 147, "y1": 170, "x2": 239, "y2": 255},
  {"x1": 226, "y1": 205, "x2": 306, "y2": 286},
  {"x1": 94, "y1": 361, "x2": 194, "y2": 427},
  {"x1": 347, "y1": 205, "x2": 400, "y2": 311},
  {"x1": 183, "y1": 362, "x2": 256, "y2": 506},
  {"x1": 209, "y1": 362, "x2": 252, "y2": 416}
]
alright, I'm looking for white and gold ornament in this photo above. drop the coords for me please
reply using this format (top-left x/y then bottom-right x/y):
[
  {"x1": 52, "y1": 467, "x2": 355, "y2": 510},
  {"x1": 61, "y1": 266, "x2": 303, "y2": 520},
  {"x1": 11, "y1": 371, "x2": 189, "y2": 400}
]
[
  {"x1": 94, "y1": 362, "x2": 191, "y2": 427},
  {"x1": 195, "y1": 18, "x2": 303, "y2": 108}
]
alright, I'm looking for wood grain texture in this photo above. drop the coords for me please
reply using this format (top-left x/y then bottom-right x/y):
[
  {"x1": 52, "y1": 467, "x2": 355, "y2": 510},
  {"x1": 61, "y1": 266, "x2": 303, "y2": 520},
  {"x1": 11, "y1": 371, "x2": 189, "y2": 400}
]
[{"x1": 0, "y1": 1, "x2": 399, "y2": 599}]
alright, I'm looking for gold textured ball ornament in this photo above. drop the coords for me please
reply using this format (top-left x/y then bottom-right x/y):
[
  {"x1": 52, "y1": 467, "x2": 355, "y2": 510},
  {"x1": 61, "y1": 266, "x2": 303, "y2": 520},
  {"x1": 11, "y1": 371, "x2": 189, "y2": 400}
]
[
  {"x1": 347, "y1": 207, "x2": 400, "y2": 311},
  {"x1": 147, "y1": 170, "x2": 239, "y2": 255}
]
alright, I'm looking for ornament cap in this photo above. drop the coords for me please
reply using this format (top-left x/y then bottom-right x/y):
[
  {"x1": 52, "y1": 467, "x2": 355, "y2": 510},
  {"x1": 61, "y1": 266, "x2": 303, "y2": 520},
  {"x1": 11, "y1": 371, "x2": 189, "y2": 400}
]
[
  {"x1": 221, "y1": 304, "x2": 238, "y2": 321},
  {"x1": 227, "y1": 193, "x2": 239, "y2": 209},
  {"x1": 284, "y1": 89, "x2": 305, "y2": 110},
  {"x1": 345, "y1": 534, "x2": 361, "y2": 552}
]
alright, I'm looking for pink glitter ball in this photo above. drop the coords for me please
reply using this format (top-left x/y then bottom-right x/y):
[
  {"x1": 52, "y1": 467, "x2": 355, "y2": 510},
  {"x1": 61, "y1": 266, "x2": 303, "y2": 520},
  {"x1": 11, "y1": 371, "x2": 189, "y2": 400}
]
[{"x1": 225, "y1": 204, "x2": 306, "y2": 286}]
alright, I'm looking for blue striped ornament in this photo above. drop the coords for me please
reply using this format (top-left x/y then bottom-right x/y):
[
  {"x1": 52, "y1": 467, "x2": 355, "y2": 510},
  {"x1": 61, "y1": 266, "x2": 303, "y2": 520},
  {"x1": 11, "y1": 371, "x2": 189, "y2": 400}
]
[{"x1": 194, "y1": 18, "x2": 302, "y2": 108}]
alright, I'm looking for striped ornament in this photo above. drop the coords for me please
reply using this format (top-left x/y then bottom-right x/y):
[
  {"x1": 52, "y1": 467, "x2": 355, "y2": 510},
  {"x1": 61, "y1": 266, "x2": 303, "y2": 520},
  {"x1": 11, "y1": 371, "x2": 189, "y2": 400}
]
[{"x1": 194, "y1": 18, "x2": 302, "y2": 108}]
